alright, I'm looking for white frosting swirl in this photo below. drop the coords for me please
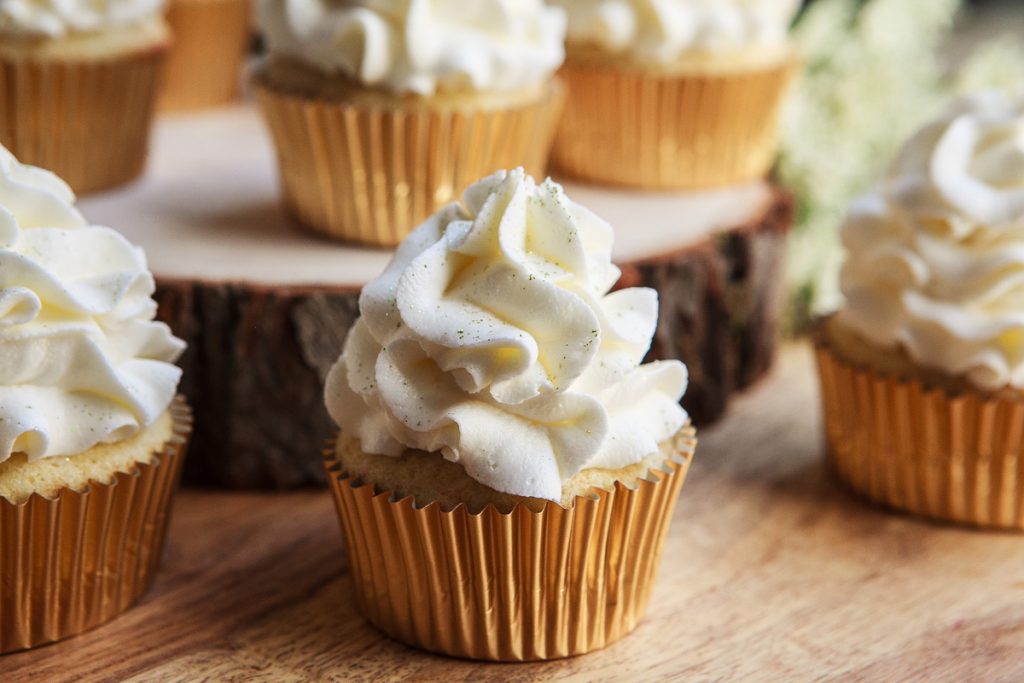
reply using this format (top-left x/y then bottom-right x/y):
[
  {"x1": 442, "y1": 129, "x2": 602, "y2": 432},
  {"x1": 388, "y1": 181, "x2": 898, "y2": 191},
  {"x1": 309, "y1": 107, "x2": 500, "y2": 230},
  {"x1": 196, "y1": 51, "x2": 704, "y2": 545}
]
[
  {"x1": 257, "y1": 0, "x2": 566, "y2": 96},
  {"x1": 0, "y1": 145, "x2": 183, "y2": 462},
  {"x1": 325, "y1": 169, "x2": 688, "y2": 502},
  {"x1": 0, "y1": 0, "x2": 164, "y2": 38},
  {"x1": 554, "y1": 0, "x2": 799, "y2": 64},
  {"x1": 840, "y1": 91, "x2": 1024, "y2": 391}
]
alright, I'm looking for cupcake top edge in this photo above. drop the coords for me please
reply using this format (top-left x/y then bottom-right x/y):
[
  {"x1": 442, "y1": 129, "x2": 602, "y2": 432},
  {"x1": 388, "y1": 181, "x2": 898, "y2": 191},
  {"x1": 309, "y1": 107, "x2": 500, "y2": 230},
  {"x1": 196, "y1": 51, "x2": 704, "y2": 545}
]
[
  {"x1": 256, "y1": 0, "x2": 567, "y2": 97},
  {"x1": 324, "y1": 168, "x2": 689, "y2": 503},
  {"x1": 0, "y1": 0, "x2": 165, "y2": 39},
  {"x1": 553, "y1": 0, "x2": 800, "y2": 67},
  {"x1": 839, "y1": 90, "x2": 1024, "y2": 393},
  {"x1": 0, "y1": 144, "x2": 184, "y2": 464}
]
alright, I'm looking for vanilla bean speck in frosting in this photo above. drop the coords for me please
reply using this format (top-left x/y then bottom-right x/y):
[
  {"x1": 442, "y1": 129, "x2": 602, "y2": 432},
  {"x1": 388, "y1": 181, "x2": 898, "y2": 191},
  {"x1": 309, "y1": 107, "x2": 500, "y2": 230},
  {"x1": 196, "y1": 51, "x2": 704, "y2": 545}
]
[
  {"x1": 257, "y1": 0, "x2": 566, "y2": 96},
  {"x1": 0, "y1": 145, "x2": 183, "y2": 462},
  {"x1": 839, "y1": 91, "x2": 1024, "y2": 392},
  {"x1": 325, "y1": 169, "x2": 688, "y2": 502},
  {"x1": 0, "y1": 0, "x2": 164, "y2": 38},
  {"x1": 554, "y1": 0, "x2": 799, "y2": 65}
]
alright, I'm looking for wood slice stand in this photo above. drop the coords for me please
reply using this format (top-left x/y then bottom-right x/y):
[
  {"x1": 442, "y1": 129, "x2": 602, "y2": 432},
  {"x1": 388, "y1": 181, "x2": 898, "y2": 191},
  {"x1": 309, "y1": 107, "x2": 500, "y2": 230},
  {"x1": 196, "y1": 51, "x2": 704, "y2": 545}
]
[
  {"x1": 623, "y1": 193, "x2": 793, "y2": 424},
  {"x1": 81, "y1": 106, "x2": 791, "y2": 489}
]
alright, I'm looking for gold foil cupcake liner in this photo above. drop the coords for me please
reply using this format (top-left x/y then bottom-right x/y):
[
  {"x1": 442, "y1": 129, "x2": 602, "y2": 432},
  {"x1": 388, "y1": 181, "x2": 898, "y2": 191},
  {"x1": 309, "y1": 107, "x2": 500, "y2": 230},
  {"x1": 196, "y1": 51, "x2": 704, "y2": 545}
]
[
  {"x1": 0, "y1": 46, "x2": 167, "y2": 195},
  {"x1": 816, "y1": 341, "x2": 1024, "y2": 529},
  {"x1": 552, "y1": 57, "x2": 798, "y2": 190},
  {"x1": 161, "y1": 0, "x2": 251, "y2": 112},
  {"x1": 324, "y1": 427, "x2": 696, "y2": 661},
  {"x1": 254, "y1": 78, "x2": 566, "y2": 247},
  {"x1": 0, "y1": 397, "x2": 192, "y2": 653}
]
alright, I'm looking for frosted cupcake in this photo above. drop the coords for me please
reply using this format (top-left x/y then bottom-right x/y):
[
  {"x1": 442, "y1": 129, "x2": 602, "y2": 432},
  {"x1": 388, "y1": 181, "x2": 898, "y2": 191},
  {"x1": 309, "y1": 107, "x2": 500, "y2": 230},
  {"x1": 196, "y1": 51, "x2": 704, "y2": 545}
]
[
  {"x1": 817, "y1": 91, "x2": 1024, "y2": 529},
  {"x1": 254, "y1": 0, "x2": 567, "y2": 246},
  {"x1": 323, "y1": 169, "x2": 695, "y2": 660},
  {"x1": 0, "y1": 1, "x2": 170, "y2": 194},
  {"x1": 550, "y1": 0, "x2": 800, "y2": 189},
  {"x1": 160, "y1": 0, "x2": 251, "y2": 111},
  {"x1": 0, "y1": 145, "x2": 189, "y2": 652}
]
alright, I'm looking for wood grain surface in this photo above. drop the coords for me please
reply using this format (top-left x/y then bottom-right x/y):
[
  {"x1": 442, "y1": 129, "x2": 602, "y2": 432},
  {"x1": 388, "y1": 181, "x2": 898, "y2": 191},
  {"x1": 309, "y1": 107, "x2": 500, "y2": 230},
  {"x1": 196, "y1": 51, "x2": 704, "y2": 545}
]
[{"x1": 6, "y1": 343, "x2": 1024, "y2": 682}]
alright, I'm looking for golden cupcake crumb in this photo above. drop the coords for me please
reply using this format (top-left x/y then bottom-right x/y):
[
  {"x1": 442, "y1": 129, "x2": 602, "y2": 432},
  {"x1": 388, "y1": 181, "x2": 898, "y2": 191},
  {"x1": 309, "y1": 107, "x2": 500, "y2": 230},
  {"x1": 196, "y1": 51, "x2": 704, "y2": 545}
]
[
  {"x1": 0, "y1": 411, "x2": 174, "y2": 505},
  {"x1": 334, "y1": 426, "x2": 694, "y2": 513},
  {"x1": 820, "y1": 315, "x2": 1022, "y2": 400},
  {"x1": 0, "y1": 19, "x2": 169, "y2": 61}
]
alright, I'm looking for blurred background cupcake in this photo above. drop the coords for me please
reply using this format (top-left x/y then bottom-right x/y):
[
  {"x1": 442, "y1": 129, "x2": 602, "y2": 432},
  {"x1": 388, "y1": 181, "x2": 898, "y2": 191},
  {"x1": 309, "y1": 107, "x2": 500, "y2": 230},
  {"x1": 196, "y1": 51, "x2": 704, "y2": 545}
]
[
  {"x1": 253, "y1": 0, "x2": 567, "y2": 246},
  {"x1": 817, "y1": 90, "x2": 1024, "y2": 529},
  {"x1": 0, "y1": 0, "x2": 170, "y2": 194},
  {"x1": 551, "y1": 0, "x2": 801, "y2": 189},
  {"x1": 160, "y1": 0, "x2": 252, "y2": 111},
  {"x1": 324, "y1": 169, "x2": 695, "y2": 660},
  {"x1": 0, "y1": 144, "x2": 190, "y2": 652}
]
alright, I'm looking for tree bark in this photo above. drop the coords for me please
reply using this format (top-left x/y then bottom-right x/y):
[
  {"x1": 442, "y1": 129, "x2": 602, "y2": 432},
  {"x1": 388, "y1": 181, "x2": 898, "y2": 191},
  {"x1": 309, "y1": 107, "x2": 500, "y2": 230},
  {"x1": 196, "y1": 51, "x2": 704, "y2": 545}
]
[{"x1": 155, "y1": 188, "x2": 793, "y2": 488}]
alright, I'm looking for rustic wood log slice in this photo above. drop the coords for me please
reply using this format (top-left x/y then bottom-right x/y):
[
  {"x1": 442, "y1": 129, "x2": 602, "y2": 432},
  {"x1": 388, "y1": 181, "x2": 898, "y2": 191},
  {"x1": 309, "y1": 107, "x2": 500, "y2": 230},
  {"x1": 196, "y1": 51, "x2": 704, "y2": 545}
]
[{"x1": 80, "y1": 107, "x2": 792, "y2": 489}]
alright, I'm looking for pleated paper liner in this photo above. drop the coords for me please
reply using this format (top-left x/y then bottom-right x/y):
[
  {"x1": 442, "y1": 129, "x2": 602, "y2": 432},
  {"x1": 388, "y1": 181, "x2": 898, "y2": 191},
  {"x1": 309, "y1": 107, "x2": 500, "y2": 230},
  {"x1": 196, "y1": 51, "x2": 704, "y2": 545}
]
[
  {"x1": 551, "y1": 56, "x2": 798, "y2": 190},
  {"x1": 0, "y1": 44, "x2": 167, "y2": 195},
  {"x1": 160, "y1": 0, "x2": 251, "y2": 112},
  {"x1": 816, "y1": 339, "x2": 1024, "y2": 530},
  {"x1": 254, "y1": 77, "x2": 566, "y2": 247},
  {"x1": 0, "y1": 397, "x2": 192, "y2": 654},
  {"x1": 324, "y1": 427, "x2": 696, "y2": 661}
]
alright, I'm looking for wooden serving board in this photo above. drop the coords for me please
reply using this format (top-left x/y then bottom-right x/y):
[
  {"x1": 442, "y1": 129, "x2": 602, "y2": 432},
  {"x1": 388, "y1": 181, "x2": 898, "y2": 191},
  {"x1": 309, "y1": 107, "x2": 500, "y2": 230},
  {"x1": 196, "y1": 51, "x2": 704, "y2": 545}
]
[
  {"x1": 6, "y1": 343, "x2": 1024, "y2": 682},
  {"x1": 79, "y1": 105, "x2": 790, "y2": 488}
]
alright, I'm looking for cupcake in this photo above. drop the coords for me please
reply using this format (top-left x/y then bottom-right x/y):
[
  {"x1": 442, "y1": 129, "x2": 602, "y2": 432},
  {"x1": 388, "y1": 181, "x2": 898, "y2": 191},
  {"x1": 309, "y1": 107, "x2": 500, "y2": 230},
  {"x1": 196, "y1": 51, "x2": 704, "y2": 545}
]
[
  {"x1": 160, "y1": 0, "x2": 251, "y2": 111},
  {"x1": 0, "y1": 1, "x2": 170, "y2": 194},
  {"x1": 817, "y1": 91, "x2": 1024, "y2": 529},
  {"x1": 323, "y1": 169, "x2": 695, "y2": 660},
  {"x1": 0, "y1": 145, "x2": 189, "y2": 652},
  {"x1": 550, "y1": 0, "x2": 800, "y2": 189},
  {"x1": 253, "y1": 0, "x2": 567, "y2": 247}
]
